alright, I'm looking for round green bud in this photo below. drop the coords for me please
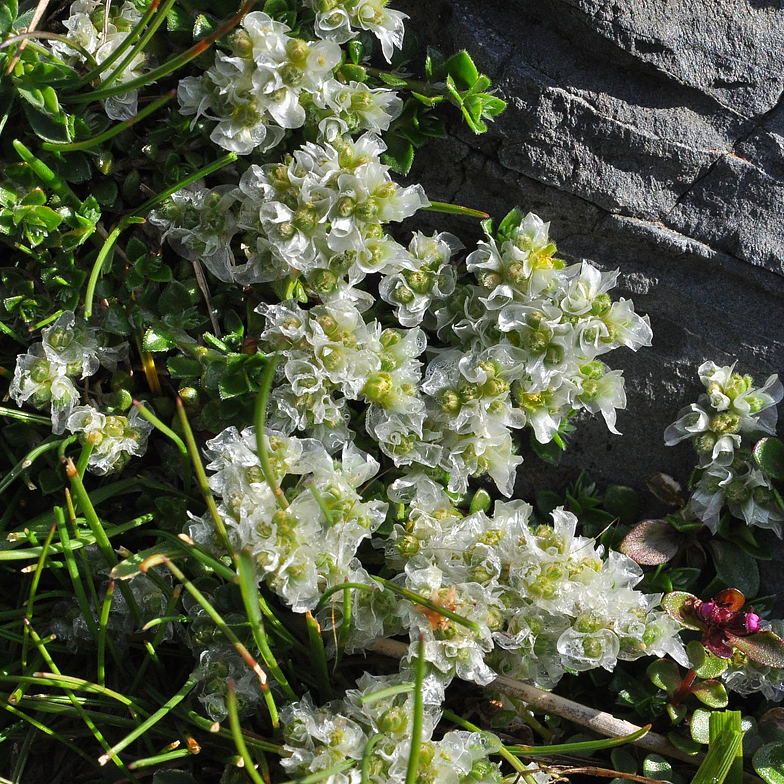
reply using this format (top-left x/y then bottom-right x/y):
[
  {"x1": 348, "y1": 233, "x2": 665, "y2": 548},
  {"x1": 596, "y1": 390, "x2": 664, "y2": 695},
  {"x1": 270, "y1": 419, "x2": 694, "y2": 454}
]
[
  {"x1": 694, "y1": 431, "x2": 718, "y2": 455},
  {"x1": 378, "y1": 706, "x2": 408, "y2": 734},
  {"x1": 725, "y1": 479, "x2": 751, "y2": 503}
]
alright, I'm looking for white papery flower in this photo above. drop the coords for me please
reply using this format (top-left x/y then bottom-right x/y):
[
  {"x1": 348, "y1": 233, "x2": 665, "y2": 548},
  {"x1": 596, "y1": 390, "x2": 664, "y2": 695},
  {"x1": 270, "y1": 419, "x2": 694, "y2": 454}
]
[{"x1": 66, "y1": 405, "x2": 153, "y2": 475}]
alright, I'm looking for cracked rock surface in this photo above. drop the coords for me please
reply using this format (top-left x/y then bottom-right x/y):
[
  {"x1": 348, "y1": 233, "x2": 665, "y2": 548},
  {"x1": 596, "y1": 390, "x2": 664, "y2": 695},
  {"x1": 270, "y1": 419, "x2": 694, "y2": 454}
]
[{"x1": 396, "y1": 0, "x2": 784, "y2": 594}]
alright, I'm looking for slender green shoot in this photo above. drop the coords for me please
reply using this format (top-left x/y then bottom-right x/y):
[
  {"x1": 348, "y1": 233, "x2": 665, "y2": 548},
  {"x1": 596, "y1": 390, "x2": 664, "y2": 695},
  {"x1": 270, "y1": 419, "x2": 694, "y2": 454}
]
[
  {"x1": 24, "y1": 620, "x2": 141, "y2": 781},
  {"x1": 22, "y1": 521, "x2": 57, "y2": 666},
  {"x1": 306, "y1": 611, "x2": 333, "y2": 702},
  {"x1": 131, "y1": 152, "x2": 238, "y2": 217},
  {"x1": 227, "y1": 681, "x2": 267, "y2": 784},
  {"x1": 237, "y1": 548, "x2": 297, "y2": 700},
  {"x1": 0, "y1": 31, "x2": 97, "y2": 67},
  {"x1": 314, "y1": 582, "x2": 375, "y2": 614},
  {"x1": 184, "y1": 710, "x2": 283, "y2": 754},
  {"x1": 0, "y1": 699, "x2": 97, "y2": 766},
  {"x1": 97, "y1": 678, "x2": 196, "y2": 766},
  {"x1": 307, "y1": 480, "x2": 334, "y2": 526},
  {"x1": 84, "y1": 224, "x2": 122, "y2": 319},
  {"x1": 42, "y1": 90, "x2": 175, "y2": 153},
  {"x1": 128, "y1": 746, "x2": 194, "y2": 770},
  {"x1": 424, "y1": 201, "x2": 489, "y2": 219},
  {"x1": 254, "y1": 354, "x2": 288, "y2": 509},
  {"x1": 0, "y1": 407, "x2": 52, "y2": 425},
  {"x1": 99, "y1": 0, "x2": 178, "y2": 91},
  {"x1": 0, "y1": 436, "x2": 64, "y2": 497},
  {"x1": 64, "y1": 0, "x2": 259, "y2": 103},
  {"x1": 65, "y1": 461, "x2": 143, "y2": 626},
  {"x1": 11, "y1": 140, "x2": 82, "y2": 210},
  {"x1": 142, "y1": 555, "x2": 278, "y2": 728},
  {"x1": 357, "y1": 684, "x2": 415, "y2": 706},
  {"x1": 279, "y1": 760, "x2": 357, "y2": 784},
  {"x1": 75, "y1": 440, "x2": 94, "y2": 479},
  {"x1": 175, "y1": 399, "x2": 233, "y2": 554},
  {"x1": 404, "y1": 635, "x2": 427, "y2": 784},
  {"x1": 361, "y1": 734, "x2": 385, "y2": 784},
  {"x1": 133, "y1": 400, "x2": 191, "y2": 492},
  {"x1": 75, "y1": 0, "x2": 161, "y2": 85},
  {"x1": 97, "y1": 581, "x2": 115, "y2": 687},
  {"x1": 335, "y1": 583, "x2": 352, "y2": 670}
]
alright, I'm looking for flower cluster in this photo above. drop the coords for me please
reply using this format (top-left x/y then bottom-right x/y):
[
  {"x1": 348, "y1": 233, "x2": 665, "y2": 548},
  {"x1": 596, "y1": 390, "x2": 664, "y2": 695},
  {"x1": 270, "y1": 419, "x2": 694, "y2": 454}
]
[
  {"x1": 280, "y1": 672, "x2": 552, "y2": 784},
  {"x1": 48, "y1": 0, "x2": 149, "y2": 120},
  {"x1": 665, "y1": 361, "x2": 784, "y2": 533},
  {"x1": 325, "y1": 474, "x2": 686, "y2": 689},
  {"x1": 189, "y1": 425, "x2": 387, "y2": 612},
  {"x1": 10, "y1": 310, "x2": 126, "y2": 434},
  {"x1": 305, "y1": 0, "x2": 407, "y2": 62}
]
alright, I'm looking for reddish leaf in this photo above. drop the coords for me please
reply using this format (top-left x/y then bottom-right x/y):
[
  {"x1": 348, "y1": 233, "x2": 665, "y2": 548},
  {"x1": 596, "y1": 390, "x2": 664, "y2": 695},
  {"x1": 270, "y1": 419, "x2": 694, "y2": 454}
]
[
  {"x1": 691, "y1": 679, "x2": 728, "y2": 708},
  {"x1": 620, "y1": 519, "x2": 680, "y2": 565},
  {"x1": 714, "y1": 588, "x2": 745, "y2": 613},
  {"x1": 726, "y1": 630, "x2": 784, "y2": 667}
]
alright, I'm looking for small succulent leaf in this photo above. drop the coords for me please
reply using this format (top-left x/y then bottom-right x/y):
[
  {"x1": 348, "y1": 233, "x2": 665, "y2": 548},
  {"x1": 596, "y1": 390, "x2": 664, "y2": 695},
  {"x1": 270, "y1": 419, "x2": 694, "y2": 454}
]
[
  {"x1": 715, "y1": 587, "x2": 745, "y2": 613},
  {"x1": 667, "y1": 732, "x2": 702, "y2": 756},
  {"x1": 530, "y1": 431, "x2": 563, "y2": 465},
  {"x1": 646, "y1": 659, "x2": 682, "y2": 694},
  {"x1": 687, "y1": 640, "x2": 729, "y2": 679},
  {"x1": 755, "y1": 438, "x2": 784, "y2": 482},
  {"x1": 620, "y1": 519, "x2": 680, "y2": 565},
  {"x1": 726, "y1": 631, "x2": 784, "y2": 667},
  {"x1": 603, "y1": 484, "x2": 640, "y2": 527},
  {"x1": 691, "y1": 709, "x2": 712, "y2": 745},
  {"x1": 667, "y1": 702, "x2": 687, "y2": 724},
  {"x1": 691, "y1": 679, "x2": 728, "y2": 708},
  {"x1": 642, "y1": 754, "x2": 674, "y2": 781},
  {"x1": 754, "y1": 743, "x2": 784, "y2": 784},
  {"x1": 662, "y1": 592, "x2": 702, "y2": 630}
]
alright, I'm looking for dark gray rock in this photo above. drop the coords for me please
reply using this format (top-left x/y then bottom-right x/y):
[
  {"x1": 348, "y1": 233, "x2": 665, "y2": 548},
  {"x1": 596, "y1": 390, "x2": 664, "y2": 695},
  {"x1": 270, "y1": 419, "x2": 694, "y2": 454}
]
[{"x1": 395, "y1": 0, "x2": 784, "y2": 601}]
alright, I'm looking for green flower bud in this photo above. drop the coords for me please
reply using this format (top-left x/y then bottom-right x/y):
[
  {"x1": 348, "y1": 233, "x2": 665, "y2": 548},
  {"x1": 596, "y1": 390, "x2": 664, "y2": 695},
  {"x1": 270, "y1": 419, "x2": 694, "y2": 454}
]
[
  {"x1": 712, "y1": 411, "x2": 741, "y2": 435},
  {"x1": 378, "y1": 706, "x2": 408, "y2": 734},
  {"x1": 725, "y1": 479, "x2": 750, "y2": 503},
  {"x1": 694, "y1": 432, "x2": 718, "y2": 455}
]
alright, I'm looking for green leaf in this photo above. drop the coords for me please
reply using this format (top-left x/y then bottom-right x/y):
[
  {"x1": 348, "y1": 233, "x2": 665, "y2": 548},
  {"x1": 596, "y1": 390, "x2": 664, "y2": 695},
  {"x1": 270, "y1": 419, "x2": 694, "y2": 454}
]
[
  {"x1": 603, "y1": 485, "x2": 640, "y2": 526},
  {"x1": 496, "y1": 207, "x2": 524, "y2": 243},
  {"x1": 348, "y1": 39, "x2": 365, "y2": 65},
  {"x1": 444, "y1": 50, "x2": 479, "y2": 90},
  {"x1": 103, "y1": 303, "x2": 131, "y2": 336},
  {"x1": 691, "y1": 679, "x2": 728, "y2": 708},
  {"x1": 708, "y1": 539, "x2": 760, "y2": 598},
  {"x1": 111, "y1": 545, "x2": 182, "y2": 581},
  {"x1": 620, "y1": 519, "x2": 680, "y2": 565},
  {"x1": 727, "y1": 630, "x2": 784, "y2": 667},
  {"x1": 481, "y1": 95, "x2": 507, "y2": 117},
  {"x1": 667, "y1": 702, "x2": 687, "y2": 724},
  {"x1": 381, "y1": 133, "x2": 414, "y2": 175},
  {"x1": 21, "y1": 103, "x2": 73, "y2": 144},
  {"x1": 143, "y1": 325, "x2": 177, "y2": 352},
  {"x1": 687, "y1": 640, "x2": 729, "y2": 679},
  {"x1": 530, "y1": 431, "x2": 563, "y2": 465},
  {"x1": 158, "y1": 281, "x2": 193, "y2": 316},
  {"x1": 53, "y1": 152, "x2": 92, "y2": 184},
  {"x1": 646, "y1": 659, "x2": 681, "y2": 694},
  {"x1": 218, "y1": 370, "x2": 252, "y2": 399},
  {"x1": 168, "y1": 356, "x2": 202, "y2": 379},
  {"x1": 425, "y1": 46, "x2": 446, "y2": 81},
  {"x1": 193, "y1": 14, "x2": 218, "y2": 41},
  {"x1": 0, "y1": 0, "x2": 17, "y2": 34},
  {"x1": 754, "y1": 743, "x2": 784, "y2": 784},
  {"x1": 340, "y1": 64, "x2": 368, "y2": 82},
  {"x1": 377, "y1": 71, "x2": 408, "y2": 88},
  {"x1": 755, "y1": 437, "x2": 784, "y2": 481}
]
